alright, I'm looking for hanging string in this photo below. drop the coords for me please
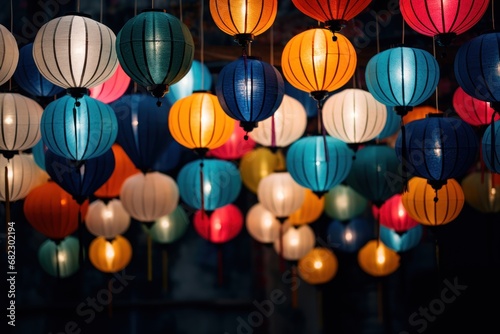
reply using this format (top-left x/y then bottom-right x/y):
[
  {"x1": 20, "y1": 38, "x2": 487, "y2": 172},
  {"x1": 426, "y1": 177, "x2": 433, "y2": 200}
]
[
  {"x1": 492, "y1": 0, "x2": 496, "y2": 30},
  {"x1": 179, "y1": 0, "x2": 183, "y2": 22},
  {"x1": 76, "y1": 0, "x2": 80, "y2": 12},
  {"x1": 8, "y1": 0, "x2": 13, "y2": 91},
  {"x1": 291, "y1": 263, "x2": 298, "y2": 308},
  {"x1": 134, "y1": 0, "x2": 138, "y2": 16},
  {"x1": 278, "y1": 222, "x2": 285, "y2": 273},
  {"x1": 400, "y1": 117, "x2": 409, "y2": 192},
  {"x1": 317, "y1": 99, "x2": 330, "y2": 163},
  {"x1": 77, "y1": 207, "x2": 84, "y2": 268},
  {"x1": 217, "y1": 245, "x2": 224, "y2": 286},
  {"x1": 375, "y1": 13, "x2": 380, "y2": 54},
  {"x1": 4, "y1": 164, "x2": 10, "y2": 252},
  {"x1": 151, "y1": 0, "x2": 155, "y2": 9},
  {"x1": 490, "y1": 109, "x2": 498, "y2": 177},
  {"x1": 100, "y1": 0, "x2": 103, "y2": 22},
  {"x1": 200, "y1": 0, "x2": 204, "y2": 90}
]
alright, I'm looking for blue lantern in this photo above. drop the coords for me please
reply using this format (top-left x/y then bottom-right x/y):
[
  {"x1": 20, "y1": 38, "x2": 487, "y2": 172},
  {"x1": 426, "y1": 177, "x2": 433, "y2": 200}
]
[
  {"x1": 41, "y1": 94, "x2": 118, "y2": 161},
  {"x1": 165, "y1": 60, "x2": 213, "y2": 105},
  {"x1": 177, "y1": 158, "x2": 242, "y2": 211},
  {"x1": 32, "y1": 140, "x2": 48, "y2": 171},
  {"x1": 284, "y1": 80, "x2": 318, "y2": 118},
  {"x1": 376, "y1": 106, "x2": 400, "y2": 140},
  {"x1": 482, "y1": 120, "x2": 500, "y2": 173},
  {"x1": 216, "y1": 56, "x2": 285, "y2": 132},
  {"x1": 13, "y1": 43, "x2": 64, "y2": 98},
  {"x1": 152, "y1": 140, "x2": 187, "y2": 174},
  {"x1": 380, "y1": 224, "x2": 423, "y2": 253},
  {"x1": 327, "y1": 217, "x2": 374, "y2": 253},
  {"x1": 286, "y1": 135, "x2": 353, "y2": 196}
]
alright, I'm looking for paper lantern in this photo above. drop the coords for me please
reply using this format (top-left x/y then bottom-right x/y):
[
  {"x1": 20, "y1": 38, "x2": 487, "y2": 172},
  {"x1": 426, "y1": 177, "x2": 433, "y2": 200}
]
[
  {"x1": 482, "y1": 121, "x2": 500, "y2": 173},
  {"x1": 327, "y1": 217, "x2": 374, "y2": 253},
  {"x1": 281, "y1": 28, "x2": 356, "y2": 102},
  {"x1": 116, "y1": 10, "x2": 194, "y2": 99},
  {"x1": 402, "y1": 105, "x2": 442, "y2": 125},
  {"x1": 400, "y1": 0, "x2": 489, "y2": 46},
  {"x1": 120, "y1": 171, "x2": 179, "y2": 222},
  {"x1": 0, "y1": 24, "x2": 19, "y2": 86},
  {"x1": 177, "y1": 159, "x2": 242, "y2": 211},
  {"x1": 257, "y1": 172, "x2": 306, "y2": 220},
  {"x1": 373, "y1": 193, "x2": 419, "y2": 232},
  {"x1": 323, "y1": 88, "x2": 387, "y2": 144},
  {"x1": 41, "y1": 94, "x2": 118, "y2": 162},
  {"x1": 169, "y1": 91, "x2": 235, "y2": 154},
  {"x1": 286, "y1": 135, "x2": 353, "y2": 195},
  {"x1": 245, "y1": 203, "x2": 281, "y2": 244},
  {"x1": 89, "y1": 64, "x2": 131, "y2": 104},
  {"x1": 165, "y1": 60, "x2": 213, "y2": 105},
  {"x1": 249, "y1": 95, "x2": 307, "y2": 149},
  {"x1": 365, "y1": 46, "x2": 439, "y2": 116},
  {"x1": 194, "y1": 204, "x2": 244, "y2": 243},
  {"x1": 38, "y1": 236, "x2": 80, "y2": 278},
  {"x1": 85, "y1": 199, "x2": 131, "y2": 239},
  {"x1": 324, "y1": 184, "x2": 368, "y2": 221},
  {"x1": 401, "y1": 177, "x2": 465, "y2": 226},
  {"x1": 376, "y1": 106, "x2": 401, "y2": 141},
  {"x1": 358, "y1": 240, "x2": 400, "y2": 277},
  {"x1": 453, "y1": 87, "x2": 500, "y2": 127},
  {"x1": 33, "y1": 14, "x2": 118, "y2": 95},
  {"x1": 380, "y1": 224, "x2": 423, "y2": 253},
  {"x1": 285, "y1": 80, "x2": 318, "y2": 118},
  {"x1": 288, "y1": 189, "x2": 325, "y2": 226},
  {"x1": 239, "y1": 147, "x2": 285, "y2": 193},
  {"x1": 0, "y1": 153, "x2": 43, "y2": 202},
  {"x1": 209, "y1": 0, "x2": 278, "y2": 46},
  {"x1": 208, "y1": 124, "x2": 256, "y2": 160},
  {"x1": 216, "y1": 56, "x2": 284, "y2": 133},
  {"x1": 273, "y1": 221, "x2": 315, "y2": 261},
  {"x1": 89, "y1": 235, "x2": 132, "y2": 273},
  {"x1": 298, "y1": 247, "x2": 338, "y2": 285},
  {"x1": 148, "y1": 205, "x2": 190, "y2": 244},
  {"x1": 0, "y1": 93, "x2": 43, "y2": 153},
  {"x1": 461, "y1": 171, "x2": 500, "y2": 213}
]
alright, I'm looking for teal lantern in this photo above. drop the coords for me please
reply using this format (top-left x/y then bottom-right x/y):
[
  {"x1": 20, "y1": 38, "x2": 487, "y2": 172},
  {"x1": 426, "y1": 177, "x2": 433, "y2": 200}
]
[
  {"x1": 481, "y1": 120, "x2": 500, "y2": 173},
  {"x1": 38, "y1": 236, "x2": 80, "y2": 278},
  {"x1": 165, "y1": 60, "x2": 213, "y2": 105},
  {"x1": 380, "y1": 224, "x2": 423, "y2": 253},
  {"x1": 147, "y1": 205, "x2": 190, "y2": 244},
  {"x1": 324, "y1": 184, "x2": 368, "y2": 221}
]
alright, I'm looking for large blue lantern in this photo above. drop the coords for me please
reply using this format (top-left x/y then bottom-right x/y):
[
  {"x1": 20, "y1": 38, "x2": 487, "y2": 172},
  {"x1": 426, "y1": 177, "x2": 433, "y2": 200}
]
[
  {"x1": 380, "y1": 224, "x2": 423, "y2": 253},
  {"x1": 327, "y1": 217, "x2": 374, "y2": 253},
  {"x1": 165, "y1": 60, "x2": 213, "y2": 105}
]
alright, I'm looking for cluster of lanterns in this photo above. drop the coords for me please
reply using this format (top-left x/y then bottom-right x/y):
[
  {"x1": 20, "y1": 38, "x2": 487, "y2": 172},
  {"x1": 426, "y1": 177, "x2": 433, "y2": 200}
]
[{"x1": 0, "y1": 0, "x2": 499, "y2": 293}]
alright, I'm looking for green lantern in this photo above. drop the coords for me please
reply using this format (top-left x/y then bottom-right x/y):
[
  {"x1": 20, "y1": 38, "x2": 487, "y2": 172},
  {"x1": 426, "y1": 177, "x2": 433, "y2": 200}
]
[
  {"x1": 147, "y1": 206, "x2": 190, "y2": 244},
  {"x1": 324, "y1": 184, "x2": 368, "y2": 221},
  {"x1": 37, "y1": 236, "x2": 80, "y2": 278}
]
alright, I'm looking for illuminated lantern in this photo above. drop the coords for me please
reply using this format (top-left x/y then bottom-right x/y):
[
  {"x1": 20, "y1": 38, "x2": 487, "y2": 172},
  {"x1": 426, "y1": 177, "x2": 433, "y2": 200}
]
[
  {"x1": 116, "y1": 10, "x2": 194, "y2": 100},
  {"x1": 376, "y1": 106, "x2": 401, "y2": 141},
  {"x1": 245, "y1": 203, "x2": 281, "y2": 244},
  {"x1": 273, "y1": 222, "x2": 315, "y2": 261},
  {"x1": 0, "y1": 24, "x2": 18, "y2": 86},
  {"x1": 327, "y1": 217, "x2": 374, "y2": 253},
  {"x1": 380, "y1": 224, "x2": 423, "y2": 253},
  {"x1": 324, "y1": 184, "x2": 368, "y2": 221},
  {"x1": 38, "y1": 236, "x2": 80, "y2": 278},
  {"x1": 298, "y1": 247, "x2": 338, "y2": 285},
  {"x1": 85, "y1": 199, "x2": 131, "y2": 239},
  {"x1": 400, "y1": 0, "x2": 489, "y2": 46},
  {"x1": 194, "y1": 204, "x2": 244, "y2": 243},
  {"x1": 461, "y1": 171, "x2": 500, "y2": 213},
  {"x1": 148, "y1": 205, "x2": 190, "y2": 244},
  {"x1": 288, "y1": 189, "x2": 325, "y2": 226},
  {"x1": 0, "y1": 153, "x2": 43, "y2": 202},
  {"x1": 89, "y1": 235, "x2": 132, "y2": 273},
  {"x1": 482, "y1": 121, "x2": 500, "y2": 173},
  {"x1": 402, "y1": 177, "x2": 465, "y2": 226},
  {"x1": 32, "y1": 140, "x2": 48, "y2": 171},
  {"x1": 207, "y1": 121, "x2": 256, "y2": 160},
  {"x1": 373, "y1": 193, "x2": 419, "y2": 232},
  {"x1": 285, "y1": 80, "x2": 318, "y2": 118},
  {"x1": 402, "y1": 105, "x2": 442, "y2": 125},
  {"x1": 165, "y1": 60, "x2": 213, "y2": 105},
  {"x1": 357, "y1": 240, "x2": 400, "y2": 277},
  {"x1": 453, "y1": 87, "x2": 500, "y2": 127},
  {"x1": 89, "y1": 64, "x2": 131, "y2": 104},
  {"x1": 239, "y1": 147, "x2": 285, "y2": 193}
]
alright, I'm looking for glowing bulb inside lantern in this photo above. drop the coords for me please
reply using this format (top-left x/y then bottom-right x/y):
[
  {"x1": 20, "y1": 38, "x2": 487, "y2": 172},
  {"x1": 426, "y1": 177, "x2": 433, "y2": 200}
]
[
  {"x1": 214, "y1": 222, "x2": 222, "y2": 230},
  {"x1": 345, "y1": 230, "x2": 353, "y2": 242},
  {"x1": 335, "y1": 195, "x2": 348, "y2": 210},
  {"x1": 263, "y1": 218, "x2": 273, "y2": 228},
  {"x1": 276, "y1": 191, "x2": 285, "y2": 201},
  {"x1": 398, "y1": 208, "x2": 405, "y2": 218},
  {"x1": 60, "y1": 199, "x2": 67, "y2": 206},
  {"x1": 313, "y1": 260, "x2": 323, "y2": 269},
  {"x1": 289, "y1": 237, "x2": 299, "y2": 246},
  {"x1": 491, "y1": 188, "x2": 497, "y2": 196},
  {"x1": 4, "y1": 116, "x2": 13, "y2": 124},
  {"x1": 315, "y1": 161, "x2": 321, "y2": 166},
  {"x1": 7, "y1": 169, "x2": 13, "y2": 181},
  {"x1": 105, "y1": 242, "x2": 115, "y2": 268},
  {"x1": 102, "y1": 208, "x2": 113, "y2": 220},
  {"x1": 376, "y1": 246, "x2": 385, "y2": 265},
  {"x1": 204, "y1": 182, "x2": 212, "y2": 194},
  {"x1": 57, "y1": 250, "x2": 66, "y2": 263},
  {"x1": 160, "y1": 218, "x2": 170, "y2": 229}
]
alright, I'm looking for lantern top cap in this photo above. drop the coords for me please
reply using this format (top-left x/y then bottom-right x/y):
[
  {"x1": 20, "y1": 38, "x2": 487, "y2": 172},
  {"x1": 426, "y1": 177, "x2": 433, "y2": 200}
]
[{"x1": 64, "y1": 12, "x2": 92, "y2": 18}]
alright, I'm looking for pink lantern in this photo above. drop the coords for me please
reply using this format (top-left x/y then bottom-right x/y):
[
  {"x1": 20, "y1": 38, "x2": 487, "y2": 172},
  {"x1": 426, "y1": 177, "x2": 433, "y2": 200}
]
[
  {"x1": 208, "y1": 124, "x2": 256, "y2": 160},
  {"x1": 453, "y1": 87, "x2": 500, "y2": 127},
  {"x1": 194, "y1": 204, "x2": 243, "y2": 243},
  {"x1": 89, "y1": 64, "x2": 131, "y2": 104},
  {"x1": 372, "y1": 193, "x2": 419, "y2": 232}
]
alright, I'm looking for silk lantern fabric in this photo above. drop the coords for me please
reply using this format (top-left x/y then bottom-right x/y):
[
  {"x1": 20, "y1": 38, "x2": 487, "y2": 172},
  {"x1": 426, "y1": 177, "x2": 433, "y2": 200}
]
[
  {"x1": 165, "y1": 60, "x2": 213, "y2": 105},
  {"x1": 288, "y1": 188, "x2": 325, "y2": 226},
  {"x1": 0, "y1": 24, "x2": 19, "y2": 86},
  {"x1": 89, "y1": 235, "x2": 132, "y2": 273},
  {"x1": 482, "y1": 121, "x2": 500, "y2": 173},
  {"x1": 327, "y1": 217, "x2": 374, "y2": 253},
  {"x1": 453, "y1": 87, "x2": 500, "y2": 127},
  {"x1": 324, "y1": 184, "x2": 368, "y2": 221},
  {"x1": 85, "y1": 199, "x2": 131, "y2": 239},
  {"x1": 380, "y1": 224, "x2": 423, "y2": 253},
  {"x1": 357, "y1": 240, "x2": 400, "y2": 277},
  {"x1": 273, "y1": 222, "x2": 315, "y2": 261},
  {"x1": 245, "y1": 203, "x2": 281, "y2": 244},
  {"x1": 376, "y1": 106, "x2": 400, "y2": 141},
  {"x1": 239, "y1": 147, "x2": 286, "y2": 193},
  {"x1": 284, "y1": 80, "x2": 318, "y2": 118},
  {"x1": 38, "y1": 236, "x2": 80, "y2": 278},
  {"x1": 0, "y1": 153, "x2": 44, "y2": 202},
  {"x1": 373, "y1": 193, "x2": 419, "y2": 232},
  {"x1": 461, "y1": 171, "x2": 500, "y2": 213},
  {"x1": 148, "y1": 205, "x2": 190, "y2": 244},
  {"x1": 89, "y1": 64, "x2": 131, "y2": 104},
  {"x1": 298, "y1": 247, "x2": 338, "y2": 285},
  {"x1": 194, "y1": 204, "x2": 244, "y2": 244},
  {"x1": 208, "y1": 125, "x2": 256, "y2": 161}
]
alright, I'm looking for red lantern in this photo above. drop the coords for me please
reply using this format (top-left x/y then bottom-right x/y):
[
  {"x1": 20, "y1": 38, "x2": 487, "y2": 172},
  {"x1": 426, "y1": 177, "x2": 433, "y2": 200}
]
[
  {"x1": 193, "y1": 204, "x2": 243, "y2": 243},
  {"x1": 373, "y1": 193, "x2": 419, "y2": 232},
  {"x1": 89, "y1": 64, "x2": 131, "y2": 104},
  {"x1": 453, "y1": 87, "x2": 500, "y2": 127},
  {"x1": 208, "y1": 124, "x2": 256, "y2": 160}
]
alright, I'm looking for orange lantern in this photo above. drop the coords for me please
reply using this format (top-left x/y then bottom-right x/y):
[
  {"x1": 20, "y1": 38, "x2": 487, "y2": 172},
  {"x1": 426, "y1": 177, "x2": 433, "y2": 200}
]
[
  {"x1": 357, "y1": 240, "x2": 400, "y2": 277},
  {"x1": 288, "y1": 188, "x2": 325, "y2": 226},
  {"x1": 402, "y1": 105, "x2": 442, "y2": 125},
  {"x1": 298, "y1": 247, "x2": 338, "y2": 285},
  {"x1": 461, "y1": 171, "x2": 500, "y2": 213},
  {"x1": 89, "y1": 235, "x2": 132, "y2": 273},
  {"x1": 239, "y1": 147, "x2": 286, "y2": 193}
]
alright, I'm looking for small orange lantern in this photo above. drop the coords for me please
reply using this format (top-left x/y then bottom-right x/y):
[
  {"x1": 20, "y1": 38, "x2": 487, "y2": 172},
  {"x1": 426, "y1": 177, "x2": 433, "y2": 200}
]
[{"x1": 89, "y1": 235, "x2": 132, "y2": 273}]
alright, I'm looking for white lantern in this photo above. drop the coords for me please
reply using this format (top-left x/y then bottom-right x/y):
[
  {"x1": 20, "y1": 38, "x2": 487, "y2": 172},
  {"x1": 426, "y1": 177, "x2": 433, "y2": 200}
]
[
  {"x1": 323, "y1": 88, "x2": 387, "y2": 144},
  {"x1": 0, "y1": 24, "x2": 19, "y2": 86},
  {"x1": 273, "y1": 221, "x2": 315, "y2": 261},
  {"x1": 245, "y1": 203, "x2": 281, "y2": 243},
  {"x1": 120, "y1": 171, "x2": 179, "y2": 222},
  {"x1": 85, "y1": 199, "x2": 131, "y2": 239},
  {"x1": 0, "y1": 153, "x2": 43, "y2": 201}
]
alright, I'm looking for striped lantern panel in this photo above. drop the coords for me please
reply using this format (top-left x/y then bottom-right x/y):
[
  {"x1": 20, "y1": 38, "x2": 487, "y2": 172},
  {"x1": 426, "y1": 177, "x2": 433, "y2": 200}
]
[
  {"x1": 291, "y1": 0, "x2": 371, "y2": 25},
  {"x1": 453, "y1": 87, "x2": 500, "y2": 127},
  {"x1": 0, "y1": 153, "x2": 43, "y2": 202},
  {"x1": 0, "y1": 24, "x2": 19, "y2": 86}
]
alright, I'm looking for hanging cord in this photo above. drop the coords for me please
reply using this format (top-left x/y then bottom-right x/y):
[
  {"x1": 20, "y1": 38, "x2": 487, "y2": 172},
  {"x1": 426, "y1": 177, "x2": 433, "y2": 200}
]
[
  {"x1": 200, "y1": 0, "x2": 204, "y2": 90},
  {"x1": 100, "y1": 0, "x2": 103, "y2": 22},
  {"x1": 77, "y1": 206, "x2": 84, "y2": 268},
  {"x1": 151, "y1": 0, "x2": 154, "y2": 9},
  {"x1": 317, "y1": 99, "x2": 330, "y2": 163},
  {"x1": 375, "y1": 13, "x2": 380, "y2": 54},
  {"x1": 492, "y1": 0, "x2": 496, "y2": 30},
  {"x1": 402, "y1": 15, "x2": 405, "y2": 45},
  {"x1": 77, "y1": 0, "x2": 80, "y2": 12},
  {"x1": 162, "y1": 247, "x2": 168, "y2": 292},
  {"x1": 269, "y1": 26, "x2": 276, "y2": 149},
  {"x1": 400, "y1": 117, "x2": 409, "y2": 192},
  {"x1": 179, "y1": 0, "x2": 183, "y2": 22}
]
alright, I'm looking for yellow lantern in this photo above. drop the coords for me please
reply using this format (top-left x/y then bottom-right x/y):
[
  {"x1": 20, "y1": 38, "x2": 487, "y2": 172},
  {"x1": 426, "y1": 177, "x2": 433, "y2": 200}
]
[
  {"x1": 239, "y1": 147, "x2": 286, "y2": 193},
  {"x1": 401, "y1": 177, "x2": 465, "y2": 226},
  {"x1": 288, "y1": 188, "x2": 325, "y2": 225},
  {"x1": 461, "y1": 171, "x2": 500, "y2": 213},
  {"x1": 298, "y1": 247, "x2": 338, "y2": 285},
  {"x1": 357, "y1": 240, "x2": 400, "y2": 277},
  {"x1": 89, "y1": 235, "x2": 132, "y2": 273}
]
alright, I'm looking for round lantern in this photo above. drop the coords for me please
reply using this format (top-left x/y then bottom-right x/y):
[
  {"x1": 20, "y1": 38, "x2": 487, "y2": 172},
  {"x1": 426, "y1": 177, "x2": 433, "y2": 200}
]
[
  {"x1": 285, "y1": 80, "x2": 318, "y2": 118},
  {"x1": 85, "y1": 199, "x2": 131, "y2": 239},
  {"x1": 453, "y1": 87, "x2": 500, "y2": 127},
  {"x1": 249, "y1": 95, "x2": 308, "y2": 149},
  {"x1": 33, "y1": 14, "x2": 118, "y2": 94},
  {"x1": 0, "y1": 93, "x2": 43, "y2": 153},
  {"x1": 165, "y1": 60, "x2": 213, "y2": 105},
  {"x1": 324, "y1": 184, "x2": 368, "y2": 221},
  {"x1": 116, "y1": 10, "x2": 194, "y2": 99},
  {"x1": 38, "y1": 236, "x2": 80, "y2": 278},
  {"x1": 245, "y1": 203, "x2": 281, "y2": 244},
  {"x1": 365, "y1": 46, "x2": 439, "y2": 116},
  {"x1": 288, "y1": 188, "x2": 325, "y2": 226},
  {"x1": 281, "y1": 28, "x2": 356, "y2": 102},
  {"x1": 298, "y1": 247, "x2": 338, "y2": 285},
  {"x1": 120, "y1": 171, "x2": 179, "y2": 222},
  {"x1": 482, "y1": 121, "x2": 500, "y2": 173},
  {"x1": 376, "y1": 106, "x2": 401, "y2": 141},
  {"x1": 168, "y1": 91, "x2": 235, "y2": 154},
  {"x1": 327, "y1": 217, "x2": 374, "y2": 253},
  {"x1": 400, "y1": 0, "x2": 489, "y2": 46},
  {"x1": 209, "y1": 0, "x2": 277, "y2": 46},
  {"x1": 177, "y1": 158, "x2": 242, "y2": 211},
  {"x1": 208, "y1": 125, "x2": 256, "y2": 160},
  {"x1": 148, "y1": 205, "x2": 190, "y2": 244},
  {"x1": 239, "y1": 147, "x2": 286, "y2": 193},
  {"x1": 373, "y1": 193, "x2": 419, "y2": 232},
  {"x1": 402, "y1": 177, "x2": 465, "y2": 226},
  {"x1": 13, "y1": 43, "x2": 63, "y2": 97},
  {"x1": 89, "y1": 235, "x2": 132, "y2": 273},
  {"x1": 286, "y1": 135, "x2": 353, "y2": 195},
  {"x1": 89, "y1": 64, "x2": 131, "y2": 104},
  {"x1": 216, "y1": 56, "x2": 284, "y2": 133},
  {"x1": 402, "y1": 105, "x2": 443, "y2": 125},
  {"x1": 41, "y1": 94, "x2": 118, "y2": 162},
  {"x1": 257, "y1": 172, "x2": 306, "y2": 220},
  {"x1": 461, "y1": 171, "x2": 500, "y2": 213},
  {"x1": 0, "y1": 24, "x2": 19, "y2": 86},
  {"x1": 32, "y1": 140, "x2": 48, "y2": 171},
  {"x1": 0, "y1": 153, "x2": 43, "y2": 202},
  {"x1": 323, "y1": 88, "x2": 387, "y2": 144},
  {"x1": 273, "y1": 222, "x2": 315, "y2": 261},
  {"x1": 357, "y1": 240, "x2": 400, "y2": 277},
  {"x1": 380, "y1": 224, "x2": 423, "y2": 253},
  {"x1": 194, "y1": 204, "x2": 244, "y2": 243}
]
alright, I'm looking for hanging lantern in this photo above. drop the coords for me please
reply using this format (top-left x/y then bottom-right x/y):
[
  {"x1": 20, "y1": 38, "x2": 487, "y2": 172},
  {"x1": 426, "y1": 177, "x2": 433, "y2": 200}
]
[
  {"x1": 401, "y1": 177, "x2": 465, "y2": 226},
  {"x1": 119, "y1": 171, "x2": 179, "y2": 222},
  {"x1": 327, "y1": 217, "x2": 374, "y2": 253},
  {"x1": 89, "y1": 64, "x2": 131, "y2": 104},
  {"x1": 249, "y1": 95, "x2": 308, "y2": 149},
  {"x1": 285, "y1": 80, "x2": 318, "y2": 118},
  {"x1": 165, "y1": 60, "x2": 213, "y2": 105},
  {"x1": 453, "y1": 87, "x2": 500, "y2": 127},
  {"x1": 482, "y1": 121, "x2": 500, "y2": 173},
  {"x1": 323, "y1": 88, "x2": 387, "y2": 144},
  {"x1": 297, "y1": 247, "x2": 338, "y2": 285},
  {"x1": 89, "y1": 235, "x2": 132, "y2": 273},
  {"x1": 13, "y1": 43, "x2": 64, "y2": 97},
  {"x1": 288, "y1": 188, "x2": 325, "y2": 226},
  {"x1": 32, "y1": 14, "x2": 118, "y2": 97},
  {"x1": 461, "y1": 171, "x2": 500, "y2": 213},
  {"x1": 41, "y1": 94, "x2": 118, "y2": 162},
  {"x1": 324, "y1": 184, "x2": 368, "y2": 221},
  {"x1": 400, "y1": 0, "x2": 489, "y2": 46},
  {"x1": 376, "y1": 106, "x2": 401, "y2": 141},
  {"x1": 286, "y1": 135, "x2": 353, "y2": 196},
  {"x1": 209, "y1": 0, "x2": 278, "y2": 47},
  {"x1": 373, "y1": 193, "x2": 419, "y2": 232},
  {"x1": 0, "y1": 24, "x2": 19, "y2": 86},
  {"x1": 380, "y1": 224, "x2": 423, "y2": 253},
  {"x1": 177, "y1": 158, "x2": 242, "y2": 211},
  {"x1": 152, "y1": 140, "x2": 187, "y2": 174},
  {"x1": 216, "y1": 56, "x2": 285, "y2": 133},
  {"x1": 148, "y1": 205, "x2": 190, "y2": 244},
  {"x1": 194, "y1": 204, "x2": 244, "y2": 244},
  {"x1": 402, "y1": 105, "x2": 442, "y2": 125},
  {"x1": 85, "y1": 199, "x2": 131, "y2": 239},
  {"x1": 245, "y1": 203, "x2": 281, "y2": 244},
  {"x1": 357, "y1": 240, "x2": 400, "y2": 277},
  {"x1": 365, "y1": 46, "x2": 439, "y2": 116},
  {"x1": 273, "y1": 221, "x2": 315, "y2": 261},
  {"x1": 239, "y1": 147, "x2": 285, "y2": 193},
  {"x1": 168, "y1": 91, "x2": 235, "y2": 155},
  {"x1": 38, "y1": 236, "x2": 80, "y2": 278},
  {"x1": 208, "y1": 125, "x2": 256, "y2": 160},
  {"x1": 0, "y1": 153, "x2": 44, "y2": 202},
  {"x1": 32, "y1": 140, "x2": 48, "y2": 171},
  {"x1": 116, "y1": 9, "x2": 194, "y2": 100}
]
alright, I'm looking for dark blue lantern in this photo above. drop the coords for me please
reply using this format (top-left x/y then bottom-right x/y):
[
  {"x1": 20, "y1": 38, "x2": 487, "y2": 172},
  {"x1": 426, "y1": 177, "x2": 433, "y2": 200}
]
[
  {"x1": 216, "y1": 56, "x2": 285, "y2": 133},
  {"x1": 327, "y1": 217, "x2": 374, "y2": 253},
  {"x1": 152, "y1": 140, "x2": 186, "y2": 174},
  {"x1": 380, "y1": 224, "x2": 423, "y2": 253},
  {"x1": 482, "y1": 120, "x2": 500, "y2": 173},
  {"x1": 376, "y1": 106, "x2": 400, "y2": 141},
  {"x1": 286, "y1": 135, "x2": 353, "y2": 196}
]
